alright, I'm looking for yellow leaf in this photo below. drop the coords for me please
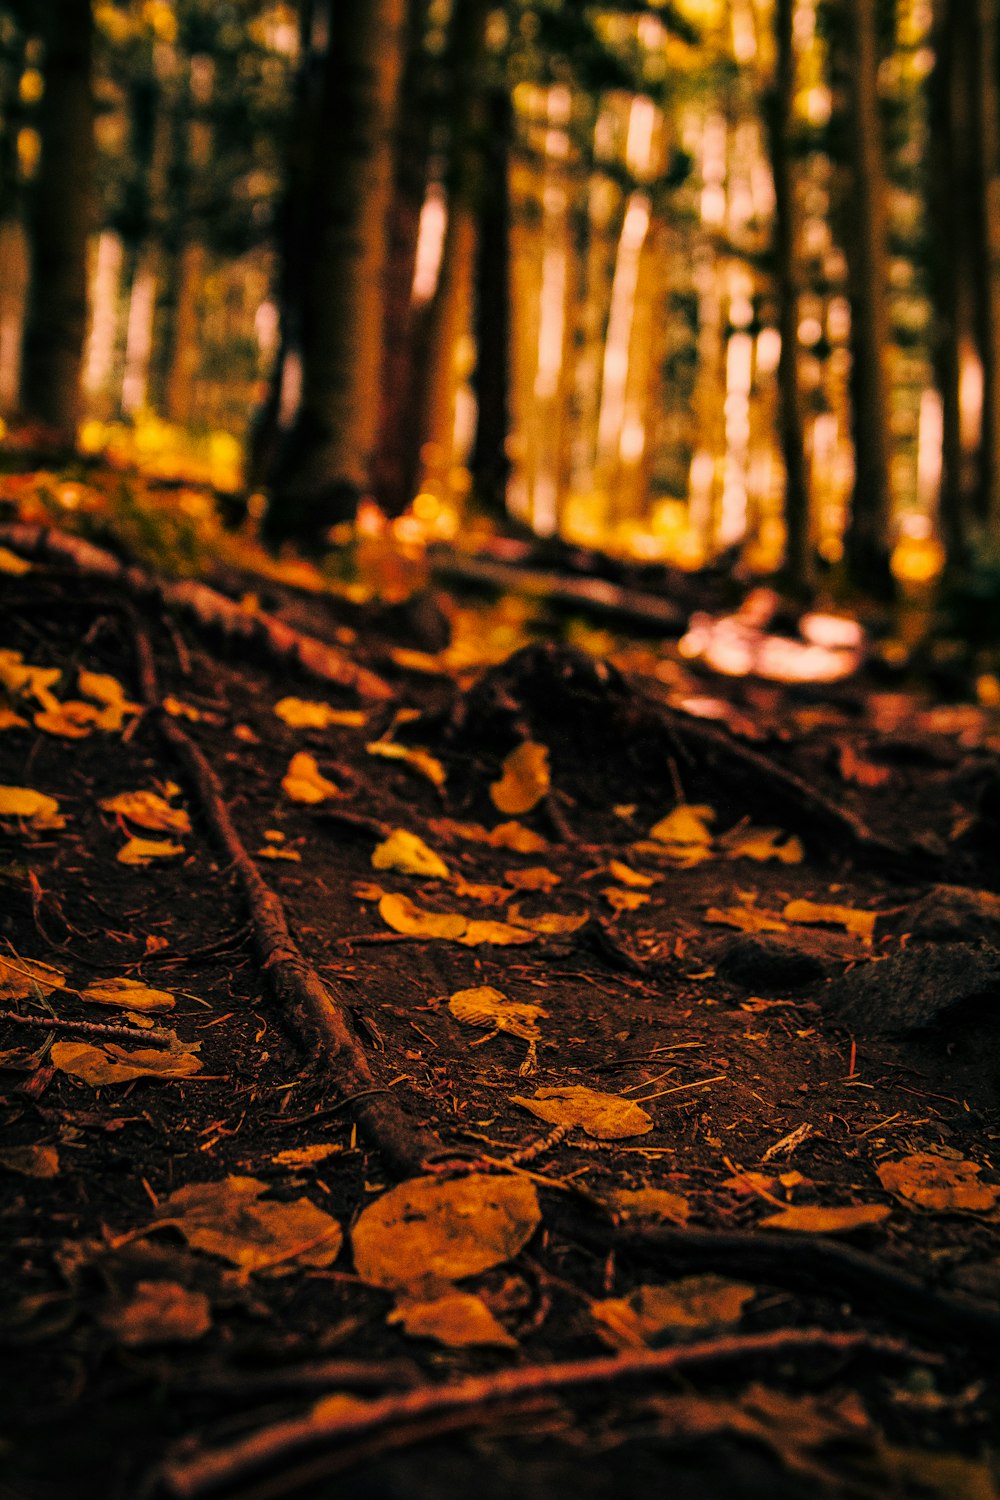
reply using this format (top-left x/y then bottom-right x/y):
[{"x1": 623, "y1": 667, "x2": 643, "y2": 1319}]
[
  {"x1": 458, "y1": 918, "x2": 536, "y2": 946},
  {"x1": 100, "y1": 789, "x2": 191, "y2": 835},
  {"x1": 35, "y1": 701, "x2": 102, "y2": 738},
  {"x1": 428, "y1": 818, "x2": 548, "y2": 853},
  {"x1": 0, "y1": 953, "x2": 65, "y2": 999},
  {"x1": 0, "y1": 1144, "x2": 59, "y2": 1178},
  {"x1": 163, "y1": 695, "x2": 201, "y2": 721},
  {"x1": 705, "y1": 904, "x2": 788, "y2": 933},
  {"x1": 877, "y1": 1154, "x2": 1000, "y2": 1214},
  {"x1": 490, "y1": 741, "x2": 550, "y2": 815},
  {"x1": 78, "y1": 669, "x2": 140, "y2": 718},
  {"x1": 648, "y1": 804, "x2": 715, "y2": 863},
  {"x1": 607, "y1": 859, "x2": 655, "y2": 888},
  {"x1": 506, "y1": 866, "x2": 561, "y2": 892},
  {"x1": 256, "y1": 845, "x2": 301, "y2": 861},
  {"x1": 604, "y1": 1187, "x2": 689, "y2": 1223},
  {"x1": 388, "y1": 1289, "x2": 517, "y2": 1348},
  {"x1": 281, "y1": 752, "x2": 339, "y2": 804},
  {"x1": 592, "y1": 1276, "x2": 755, "y2": 1348},
  {"x1": 758, "y1": 1203, "x2": 891, "y2": 1233},
  {"x1": 81, "y1": 977, "x2": 176, "y2": 1013},
  {"x1": 160, "y1": 1176, "x2": 342, "y2": 1272},
  {"x1": 510, "y1": 1085, "x2": 653, "y2": 1140},
  {"x1": 372, "y1": 828, "x2": 449, "y2": 880},
  {"x1": 50, "y1": 1040, "x2": 202, "y2": 1084},
  {"x1": 602, "y1": 887, "x2": 650, "y2": 913},
  {"x1": 117, "y1": 837, "x2": 185, "y2": 865},
  {"x1": 0, "y1": 650, "x2": 60, "y2": 706},
  {"x1": 0, "y1": 707, "x2": 28, "y2": 730},
  {"x1": 782, "y1": 899, "x2": 879, "y2": 944},
  {"x1": 352, "y1": 1173, "x2": 541, "y2": 1290},
  {"x1": 448, "y1": 985, "x2": 547, "y2": 1043},
  {"x1": 100, "y1": 1280, "x2": 211, "y2": 1346},
  {"x1": 275, "y1": 697, "x2": 366, "y2": 729},
  {"x1": 0, "y1": 545, "x2": 31, "y2": 575},
  {"x1": 378, "y1": 892, "x2": 467, "y2": 940},
  {"x1": 504, "y1": 908, "x2": 588, "y2": 935},
  {"x1": 272, "y1": 1144, "x2": 343, "y2": 1168},
  {"x1": 366, "y1": 741, "x2": 445, "y2": 787},
  {"x1": 722, "y1": 827, "x2": 804, "y2": 864},
  {"x1": 451, "y1": 875, "x2": 511, "y2": 903},
  {"x1": 0, "y1": 785, "x2": 64, "y2": 829}
]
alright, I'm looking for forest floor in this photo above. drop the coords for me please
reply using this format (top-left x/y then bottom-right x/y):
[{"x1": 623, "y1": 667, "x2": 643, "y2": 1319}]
[{"x1": 0, "y1": 485, "x2": 999, "y2": 1500}]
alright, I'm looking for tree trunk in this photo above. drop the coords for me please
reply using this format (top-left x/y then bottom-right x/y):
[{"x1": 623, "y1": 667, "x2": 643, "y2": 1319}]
[
  {"x1": 163, "y1": 240, "x2": 206, "y2": 426},
  {"x1": 841, "y1": 0, "x2": 893, "y2": 589},
  {"x1": 470, "y1": 82, "x2": 513, "y2": 521},
  {"x1": 20, "y1": 0, "x2": 95, "y2": 444},
  {"x1": 766, "y1": 0, "x2": 813, "y2": 593},
  {"x1": 262, "y1": 0, "x2": 406, "y2": 543},
  {"x1": 971, "y1": 0, "x2": 1000, "y2": 537}
]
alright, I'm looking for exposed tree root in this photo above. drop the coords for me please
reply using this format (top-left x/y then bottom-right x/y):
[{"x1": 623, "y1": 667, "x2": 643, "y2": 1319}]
[
  {"x1": 129, "y1": 614, "x2": 440, "y2": 1179},
  {"x1": 157, "y1": 1327, "x2": 914, "y2": 1498},
  {"x1": 0, "y1": 522, "x2": 393, "y2": 702},
  {"x1": 0, "y1": 1009, "x2": 177, "y2": 1047}
]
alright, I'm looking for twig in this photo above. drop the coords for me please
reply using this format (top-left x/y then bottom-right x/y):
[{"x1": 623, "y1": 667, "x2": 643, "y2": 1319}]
[
  {"x1": 0, "y1": 1010, "x2": 177, "y2": 1047},
  {"x1": 157, "y1": 1328, "x2": 915, "y2": 1498},
  {"x1": 129, "y1": 614, "x2": 440, "y2": 1178}
]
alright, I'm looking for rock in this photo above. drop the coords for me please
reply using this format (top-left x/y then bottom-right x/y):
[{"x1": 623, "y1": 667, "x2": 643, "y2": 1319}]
[
  {"x1": 881, "y1": 885, "x2": 1000, "y2": 945},
  {"x1": 819, "y1": 942, "x2": 1000, "y2": 1034},
  {"x1": 704, "y1": 931, "x2": 853, "y2": 990}
]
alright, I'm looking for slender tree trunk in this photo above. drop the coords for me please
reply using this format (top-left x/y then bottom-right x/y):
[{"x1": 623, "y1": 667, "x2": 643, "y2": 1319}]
[
  {"x1": 767, "y1": 0, "x2": 812, "y2": 592},
  {"x1": 841, "y1": 0, "x2": 893, "y2": 589},
  {"x1": 971, "y1": 0, "x2": 1000, "y2": 538},
  {"x1": 20, "y1": 0, "x2": 95, "y2": 444},
  {"x1": 163, "y1": 240, "x2": 205, "y2": 425},
  {"x1": 470, "y1": 82, "x2": 513, "y2": 520},
  {"x1": 262, "y1": 0, "x2": 406, "y2": 542}
]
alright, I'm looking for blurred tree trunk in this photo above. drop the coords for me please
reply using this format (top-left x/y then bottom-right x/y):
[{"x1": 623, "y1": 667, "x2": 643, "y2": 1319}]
[
  {"x1": 470, "y1": 80, "x2": 513, "y2": 521},
  {"x1": 20, "y1": 0, "x2": 95, "y2": 445},
  {"x1": 841, "y1": 0, "x2": 893, "y2": 589},
  {"x1": 971, "y1": 0, "x2": 1000, "y2": 536},
  {"x1": 766, "y1": 0, "x2": 812, "y2": 593},
  {"x1": 163, "y1": 240, "x2": 205, "y2": 426},
  {"x1": 260, "y1": 0, "x2": 406, "y2": 542}
]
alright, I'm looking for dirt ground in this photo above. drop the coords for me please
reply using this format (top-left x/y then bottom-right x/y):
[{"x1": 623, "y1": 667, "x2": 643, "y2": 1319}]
[{"x1": 1, "y1": 535, "x2": 999, "y2": 1500}]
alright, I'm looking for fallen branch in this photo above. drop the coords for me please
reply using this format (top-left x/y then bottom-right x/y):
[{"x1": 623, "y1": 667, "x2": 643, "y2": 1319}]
[
  {"x1": 0, "y1": 522, "x2": 393, "y2": 702},
  {"x1": 129, "y1": 615, "x2": 440, "y2": 1179},
  {"x1": 0, "y1": 1010, "x2": 177, "y2": 1047},
  {"x1": 158, "y1": 1327, "x2": 913, "y2": 1498}
]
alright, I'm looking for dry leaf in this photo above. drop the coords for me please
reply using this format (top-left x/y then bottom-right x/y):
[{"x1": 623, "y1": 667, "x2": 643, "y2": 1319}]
[
  {"x1": 282, "y1": 752, "x2": 339, "y2": 804},
  {"x1": 378, "y1": 893, "x2": 467, "y2": 941},
  {"x1": 602, "y1": 887, "x2": 650, "y2": 913},
  {"x1": 0, "y1": 784, "x2": 65, "y2": 829},
  {"x1": 117, "y1": 837, "x2": 186, "y2": 866},
  {"x1": 705, "y1": 904, "x2": 788, "y2": 933},
  {"x1": 428, "y1": 818, "x2": 548, "y2": 854},
  {"x1": 78, "y1": 670, "x2": 142, "y2": 730},
  {"x1": 0, "y1": 545, "x2": 31, "y2": 575},
  {"x1": 604, "y1": 1187, "x2": 689, "y2": 1223},
  {"x1": 510, "y1": 1085, "x2": 653, "y2": 1140},
  {"x1": 0, "y1": 651, "x2": 60, "y2": 706},
  {"x1": 451, "y1": 875, "x2": 511, "y2": 904},
  {"x1": 81, "y1": 977, "x2": 176, "y2": 1013},
  {"x1": 34, "y1": 701, "x2": 101, "y2": 738},
  {"x1": 161, "y1": 1176, "x2": 342, "y2": 1272},
  {"x1": 490, "y1": 742, "x2": 551, "y2": 815},
  {"x1": 458, "y1": 918, "x2": 536, "y2": 947},
  {"x1": 722, "y1": 827, "x2": 804, "y2": 864},
  {"x1": 759, "y1": 1203, "x2": 890, "y2": 1233},
  {"x1": 0, "y1": 707, "x2": 28, "y2": 729},
  {"x1": 352, "y1": 1173, "x2": 540, "y2": 1290},
  {"x1": 0, "y1": 1144, "x2": 59, "y2": 1179},
  {"x1": 592, "y1": 1276, "x2": 755, "y2": 1348},
  {"x1": 877, "y1": 1153, "x2": 1000, "y2": 1214},
  {"x1": 275, "y1": 697, "x2": 366, "y2": 728},
  {"x1": 100, "y1": 1280, "x2": 211, "y2": 1346},
  {"x1": 366, "y1": 741, "x2": 445, "y2": 787},
  {"x1": 388, "y1": 1290, "x2": 517, "y2": 1349},
  {"x1": 371, "y1": 828, "x2": 449, "y2": 880},
  {"x1": 504, "y1": 908, "x2": 588, "y2": 935},
  {"x1": 256, "y1": 845, "x2": 301, "y2": 862},
  {"x1": 0, "y1": 953, "x2": 65, "y2": 1000},
  {"x1": 505, "y1": 866, "x2": 561, "y2": 892},
  {"x1": 448, "y1": 985, "x2": 547, "y2": 1045},
  {"x1": 100, "y1": 790, "x2": 191, "y2": 835},
  {"x1": 272, "y1": 1144, "x2": 343, "y2": 1168},
  {"x1": 607, "y1": 859, "x2": 655, "y2": 888},
  {"x1": 51, "y1": 1039, "x2": 202, "y2": 1085},
  {"x1": 782, "y1": 899, "x2": 879, "y2": 944},
  {"x1": 163, "y1": 696, "x2": 201, "y2": 721},
  {"x1": 647, "y1": 805, "x2": 715, "y2": 864}
]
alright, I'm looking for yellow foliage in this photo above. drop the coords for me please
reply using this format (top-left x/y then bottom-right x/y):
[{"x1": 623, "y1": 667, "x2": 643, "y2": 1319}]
[
  {"x1": 490, "y1": 741, "x2": 551, "y2": 815},
  {"x1": 510, "y1": 1084, "x2": 653, "y2": 1140},
  {"x1": 281, "y1": 752, "x2": 339, "y2": 803}
]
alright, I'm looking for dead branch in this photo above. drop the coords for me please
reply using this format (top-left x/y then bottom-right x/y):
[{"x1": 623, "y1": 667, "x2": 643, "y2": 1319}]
[
  {"x1": 0, "y1": 522, "x2": 393, "y2": 702},
  {"x1": 157, "y1": 1327, "x2": 913, "y2": 1498},
  {"x1": 129, "y1": 614, "x2": 441, "y2": 1179},
  {"x1": 0, "y1": 1009, "x2": 177, "y2": 1047}
]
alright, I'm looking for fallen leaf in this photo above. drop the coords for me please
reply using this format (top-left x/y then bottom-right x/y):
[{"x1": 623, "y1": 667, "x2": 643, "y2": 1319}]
[
  {"x1": 721, "y1": 1171, "x2": 780, "y2": 1197},
  {"x1": 448, "y1": 985, "x2": 547, "y2": 1045},
  {"x1": 0, "y1": 784, "x2": 65, "y2": 829},
  {"x1": 371, "y1": 828, "x2": 449, "y2": 880},
  {"x1": 877, "y1": 1154, "x2": 1000, "y2": 1214},
  {"x1": 163, "y1": 696, "x2": 201, "y2": 721},
  {"x1": 34, "y1": 701, "x2": 100, "y2": 738},
  {"x1": 759, "y1": 1203, "x2": 890, "y2": 1233},
  {"x1": 705, "y1": 904, "x2": 788, "y2": 933},
  {"x1": 282, "y1": 752, "x2": 339, "y2": 804},
  {"x1": 352, "y1": 1173, "x2": 541, "y2": 1290},
  {"x1": 505, "y1": 866, "x2": 561, "y2": 892},
  {"x1": 0, "y1": 545, "x2": 31, "y2": 575},
  {"x1": 78, "y1": 670, "x2": 142, "y2": 730},
  {"x1": 256, "y1": 845, "x2": 302, "y2": 861},
  {"x1": 275, "y1": 697, "x2": 366, "y2": 728},
  {"x1": 100, "y1": 790, "x2": 191, "y2": 835},
  {"x1": 51, "y1": 1039, "x2": 202, "y2": 1084},
  {"x1": 604, "y1": 1187, "x2": 689, "y2": 1223},
  {"x1": 458, "y1": 918, "x2": 536, "y2": 947},
  {"x1": 81, "y1": 978, "x2": 176, "y2": 1013},
  {"x1": 0, "y1": 707, "x2": 28, "y2": 729},
  {"x1": 647, "y1": 804, "x2": 715, "y2": 864},
  {"x1": 838, "y1": 744, "x2": 892, "y2": 789},
  {"x1": 378, "y1": 893, "x2": 467, "y2": 941},
  {"x1": 782, "y1": 899, "x2": 879, "y2": 944},
  {"x1": 602, "y1": 887, "x2": 650, "y2": 913},
  {"x1": 721, "y1": 827, "x2": 804, "y2": 864},
  {"x1": 161, "y1": 1176, "x2": 342, "y2": 1272},
  {"x1": 100, "y1": 1279, "x2": 211, "y2": 1346},
  {"x1": 388, "y1": 1289, "x2": 517, "y2": 1349},
  {"x1": 117, "y1": 837, "x2": 186, "y2": 866},
  {"x1": 504, "y1": 908, "x2": 587, "y2": 935},
  {"x1": 490, "y1": 742, "x2": 551, "y2": 815},
  {"x1": 451, "y1": 875, "x2": 511, "y2": 904},
  {"x1": 366, "y1": 741, "x2": 445, "y2": 787},
  {"x1": 428, "y1": 818, "x2": 548, "y2": 854},
  {"x1": 272, "y1": 1144, "x2": 343, "y2": 1168},
  {"x1": 0, "y1": 651, "x2": 60, "y2": 707},
  {"x1": 607, "y1": 859, "x2": 655, "y2": 888},
  {"x1": 592, "y1": 1275, "x2": 755, "y2": 1348},
  {"x1": 0, "y1": 953, "x2": 65, "y2": 1000},
  {"x1": 0, "y1": 1144, "x2": 59, "y2": 1178},
  {"x1": 510, "y1": 1084, "x2": 653, "y2": 1140}
]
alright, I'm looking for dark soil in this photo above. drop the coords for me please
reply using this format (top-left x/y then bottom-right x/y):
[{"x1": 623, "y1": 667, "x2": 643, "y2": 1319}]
[{"x1": 1, "y1": 553, "x2": 998, "y2": 1500}]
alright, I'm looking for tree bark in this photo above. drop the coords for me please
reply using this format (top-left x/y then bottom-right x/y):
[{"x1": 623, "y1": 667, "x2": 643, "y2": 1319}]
[
  {"x1": 470, "y1": 81, "x2": 514, "y2": 521},
  {"x1": 20, "y1": 0, "x2": 95, "y2": 444},
  {"x1": 841, "y1": 0, "x2": 893, "y2": 589},
  {"x1": 971, "y1": 0, "x2": 1000, "y2": 537},
  {"x1": 767, "y1": 0, "x2": 813, "y2": 593}
]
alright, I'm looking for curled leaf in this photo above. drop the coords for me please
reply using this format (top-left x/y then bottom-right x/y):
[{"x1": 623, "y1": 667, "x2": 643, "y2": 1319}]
[
  {"x1": 100, "y1": 789, "x2": 191, "y2": 835},
  {"x1": 448, "y1": 985, "x2": 547, "y2": 1044},
  {"x1": 282, "y1": 752, "x2": 339, "y2": 804},
  {"x1": 647, "y1": 804, "x2": 715, "y2": 864},
  {"x1": 490, "y1": 742, "x2": 550, "y2": 815},
  {"x1": 378, "y1": 893, "x2": 467, "y2": 940},
  {"x1": 366, "y1": 741, "x2": 445, "y2": 787},
  {"x1": 0, "y1": 785, "x2": 64, "y2": 829}
]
